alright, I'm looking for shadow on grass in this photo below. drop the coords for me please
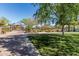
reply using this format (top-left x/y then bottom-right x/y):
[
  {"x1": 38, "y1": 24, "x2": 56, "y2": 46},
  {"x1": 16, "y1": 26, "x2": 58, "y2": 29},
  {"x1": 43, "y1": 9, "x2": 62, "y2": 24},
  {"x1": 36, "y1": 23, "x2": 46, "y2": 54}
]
[
  {"x1": 28, "y1": 34, "x2": 79, "y2": 56},
  {"x1": 0, "y1": 35, "x2": 39, "y2": 56}
]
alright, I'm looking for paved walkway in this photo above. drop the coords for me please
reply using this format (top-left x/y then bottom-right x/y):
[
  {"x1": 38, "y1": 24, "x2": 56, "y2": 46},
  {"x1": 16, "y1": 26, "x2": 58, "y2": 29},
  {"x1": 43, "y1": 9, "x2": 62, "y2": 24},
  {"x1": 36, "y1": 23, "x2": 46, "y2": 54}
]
[{"x1": 0, "y1": 31, "x2": 40, "y2": 56}]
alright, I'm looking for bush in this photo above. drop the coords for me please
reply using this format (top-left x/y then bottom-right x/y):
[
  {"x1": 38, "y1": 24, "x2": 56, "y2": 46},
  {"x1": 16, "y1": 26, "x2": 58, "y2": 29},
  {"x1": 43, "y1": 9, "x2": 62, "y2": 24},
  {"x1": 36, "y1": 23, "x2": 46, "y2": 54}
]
[
  {"x1": 2, "y1": 27, "x2": 10, "y2": 33},
  {"x1": 29, "y1": 34, "x2": 79, "y2": 56},
  {"x1": 39, "y1": 47, "x2": 58, "y2": 56}
]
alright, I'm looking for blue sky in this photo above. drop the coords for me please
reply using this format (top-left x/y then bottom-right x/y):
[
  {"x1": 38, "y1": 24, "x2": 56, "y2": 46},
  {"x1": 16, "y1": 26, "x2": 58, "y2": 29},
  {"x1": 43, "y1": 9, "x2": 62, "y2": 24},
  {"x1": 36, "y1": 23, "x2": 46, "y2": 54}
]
[{"x1": 0, "y1": 3, "x2": 38, "y2": 23}]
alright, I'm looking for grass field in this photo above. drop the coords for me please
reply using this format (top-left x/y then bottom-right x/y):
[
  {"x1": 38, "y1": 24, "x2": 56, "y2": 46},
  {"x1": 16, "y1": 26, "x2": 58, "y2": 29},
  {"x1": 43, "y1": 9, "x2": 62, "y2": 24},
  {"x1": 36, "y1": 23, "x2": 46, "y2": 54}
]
[
  {"x1": 27, "y1": 32, "x2": 79, "y2": 35},
  {"x1": 28, "y1": 32, "x2": 79, "y2": 56}
]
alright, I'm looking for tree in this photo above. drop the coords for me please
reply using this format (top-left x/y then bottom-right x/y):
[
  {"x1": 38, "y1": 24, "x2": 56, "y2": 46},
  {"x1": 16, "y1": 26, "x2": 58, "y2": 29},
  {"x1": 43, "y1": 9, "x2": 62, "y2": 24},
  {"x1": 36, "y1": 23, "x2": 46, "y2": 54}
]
[
  {"x1": 54, "y1": 4, "x2": 79, "y2": 35},
  {"x1": 34, "y1": 4, "x2": 53, "y2": 26},
  {"x1": 70, "y1": 19, "x2": 78, "y2": 32},
  {"x1": 65, "y1": 4, "x2": 79, "y2": 32},
  {"x1": 34, "y1": 3, "x2": 79, "y2": 36},
  {"x1": 21, "y1": 18, "x2": 37, "y2": 32},
  {"x1": 0, "y1": 17, "x2": 9, "y2": 34},
  {"x1": 0, "y1": 17, "x2": 9, "y2": 27}
]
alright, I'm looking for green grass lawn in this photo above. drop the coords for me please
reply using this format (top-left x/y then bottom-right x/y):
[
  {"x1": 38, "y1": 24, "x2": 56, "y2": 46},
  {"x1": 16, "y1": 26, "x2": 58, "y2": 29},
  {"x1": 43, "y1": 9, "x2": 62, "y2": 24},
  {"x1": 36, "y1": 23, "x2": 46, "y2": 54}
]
[{"x1": 28, "y1": 32, "x2": 79, "y2": 56}]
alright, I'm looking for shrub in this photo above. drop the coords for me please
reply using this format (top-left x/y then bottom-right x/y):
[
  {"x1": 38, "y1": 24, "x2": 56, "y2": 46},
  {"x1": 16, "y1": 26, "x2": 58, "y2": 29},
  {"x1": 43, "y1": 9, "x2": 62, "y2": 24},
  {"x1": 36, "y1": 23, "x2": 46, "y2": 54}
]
[
  {"x1": 29, "y1": 34, "x2": 79, "y2": 56},
  {"x1": 2, "y1": 27, "x2": 10, "y2": 33}
]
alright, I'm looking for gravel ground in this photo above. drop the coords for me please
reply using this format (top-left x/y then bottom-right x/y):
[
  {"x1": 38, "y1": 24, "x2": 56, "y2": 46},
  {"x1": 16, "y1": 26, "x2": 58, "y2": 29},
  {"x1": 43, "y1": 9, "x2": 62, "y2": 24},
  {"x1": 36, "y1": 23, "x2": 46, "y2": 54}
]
[{"x1": 0, "y1": 31, "x2": 40, "y2": 56}]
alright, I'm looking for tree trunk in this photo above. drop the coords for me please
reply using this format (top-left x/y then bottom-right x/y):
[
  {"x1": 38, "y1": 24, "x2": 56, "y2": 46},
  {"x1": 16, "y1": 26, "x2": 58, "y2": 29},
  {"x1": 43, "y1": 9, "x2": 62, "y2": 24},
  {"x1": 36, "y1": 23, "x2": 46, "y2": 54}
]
[
  {"x1": 0, "y1": 28, "x2": 2, "y2": 34},
  {"x1": 73, "y1": 25, "x2": 76, "y2": 32},
  {"x1": 62, "y1": 25, "x2": 64, "y2": 36},
  {"x1": 68, "y1": 24, "x2": 70, "y2": 32}
]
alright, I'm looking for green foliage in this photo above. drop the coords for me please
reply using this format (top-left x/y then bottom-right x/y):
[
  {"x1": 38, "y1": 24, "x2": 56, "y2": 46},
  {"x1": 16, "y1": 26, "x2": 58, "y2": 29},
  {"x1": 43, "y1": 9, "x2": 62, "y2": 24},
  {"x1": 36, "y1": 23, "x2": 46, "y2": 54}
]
[
  {"x1": 39, "y1": 47, "x2": 58, "y2": 56},
  {"x1": 21, "y1": 18, "x2": 37, "y2": 32},
  {"x1": 0, "y1": 17, "x2": 9, "y2": 26},
  {"x1": 34, "y1": 4, "x2": 53, "y2": 25},
  {"x1": 1, "y1": 27, "x2": 10, "y2": 34},
  {"x1": 34, "y1": 4, "x2": 79, "y2": 35},
  {"x1": 29, "y1": 34, "x2": 79, "y2": 56},
  {"x1": 25, "y1": 26, "x2": 33, "y2": 32}
]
